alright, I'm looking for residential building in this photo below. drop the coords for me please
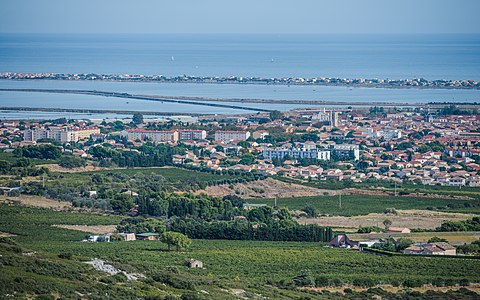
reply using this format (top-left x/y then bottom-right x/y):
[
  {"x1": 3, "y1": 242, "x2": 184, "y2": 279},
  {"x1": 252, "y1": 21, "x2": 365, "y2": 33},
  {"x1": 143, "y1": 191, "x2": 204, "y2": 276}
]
[
  {"x1": 330, "y1": 111, "x2": 340, "y2": 127},
  {"x1": 121, "y1": 129, "x2": 179, "y2": 142},
  {"x1": 178, "y1": 129, "x2": 207, "y2": 140},
  {"x1": 331, "y1": 144, "x2": 360, "y2": 161},
  {"x1": 214, "y1": 130, "x2": 250, "y2": 142},
  {"x1": 367, "y1": 128, "x2": 402, "y2": 140},
  {"x1": 24, "y1": 127, "x2": 100, "y2": 143},
  {"x1": 263, "y1": 147, "x2": 331, "y2": 161},
  {"x1": 330, "y1": 234, "x2": 354, "y2": 248},
  {"x1": 252, "y1": 130, "x2": 269, "y2": 140},
  {"x1": 404, "y1": 242, "x2": 456, "y2": 255}
]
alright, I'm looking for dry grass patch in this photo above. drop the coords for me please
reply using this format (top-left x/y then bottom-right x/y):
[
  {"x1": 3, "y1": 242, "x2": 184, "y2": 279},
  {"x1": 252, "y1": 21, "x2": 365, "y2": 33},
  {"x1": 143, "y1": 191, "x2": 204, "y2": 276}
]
[
  {"x1": 53, "y1": 224, "x2": 116, "y2": 235},
  {"x1": 0, "y1": 195, "x2": 72, "y2": 210},
  {"x1": 196, "y1": 178, "x2": 340, "y2": 198},
  {"x1": 301, "y1": 209, "x2": 475, "y2": 230}
]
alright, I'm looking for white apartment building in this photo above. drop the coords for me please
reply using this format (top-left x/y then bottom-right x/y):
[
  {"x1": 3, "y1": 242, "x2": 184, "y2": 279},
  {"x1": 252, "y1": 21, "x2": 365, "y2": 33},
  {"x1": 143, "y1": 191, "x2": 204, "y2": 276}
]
[
  {"x1": 311, "y1": 109, "x2": 331, "y2": 122},
  {"x1": 263, "y1": 148, "x2": 331, "y2": 160},
  {"x1": 214, "y1": 130, "x2": 250, "y2": 142},
  {"x1": 121, "y1": 129, "x2": 179, "y2": 142},
  {"x1": 366, "y1": 128, "x2": 402, "y2": 140},
  {"x1": 178, "y1": 130, "x2": 207, "y2": 140},
  {"x1": 330, "y1": 144, "x2": 360, "y2": 161},
  {"x1": 24, "y1": 127, "x2": 100, "y2": 143}
]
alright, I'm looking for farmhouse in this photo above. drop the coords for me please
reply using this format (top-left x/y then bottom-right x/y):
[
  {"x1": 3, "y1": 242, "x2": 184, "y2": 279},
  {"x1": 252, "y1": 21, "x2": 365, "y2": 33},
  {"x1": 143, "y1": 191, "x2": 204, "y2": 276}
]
[
  {"x1": 330, "y1": 234, "x2": 355, "y2": 248},
  {"x1": 330, "y1": 234, "x2": 380, "y2": 249},
  {"x1": 117, "y1": 232, "x2": 136, "y2": 241},
  {"x1": 404, "y1": 242, "x2": 457, "y2": 255}
]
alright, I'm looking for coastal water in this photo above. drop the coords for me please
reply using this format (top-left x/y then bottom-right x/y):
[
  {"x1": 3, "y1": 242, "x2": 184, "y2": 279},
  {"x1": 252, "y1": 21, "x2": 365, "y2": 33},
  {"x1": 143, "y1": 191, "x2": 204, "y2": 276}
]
[
  {"x1": 1, "y1": 34, "x2": 479, "y2": 119},
  {"x1": 2, "y1": 34, "x2": 480, "y2": 80}
]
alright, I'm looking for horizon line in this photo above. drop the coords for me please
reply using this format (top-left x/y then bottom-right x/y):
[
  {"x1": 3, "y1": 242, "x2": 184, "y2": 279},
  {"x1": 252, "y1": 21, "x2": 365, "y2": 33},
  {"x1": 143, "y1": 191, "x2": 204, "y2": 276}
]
[{"x1": 1, "y1": 32, "x2": 480, "y2": 36}]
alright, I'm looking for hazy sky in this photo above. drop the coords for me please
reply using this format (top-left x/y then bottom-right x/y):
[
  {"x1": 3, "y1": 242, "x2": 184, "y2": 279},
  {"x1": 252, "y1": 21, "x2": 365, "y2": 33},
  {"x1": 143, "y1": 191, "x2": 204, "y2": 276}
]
[{"x1": 1, "y1": 0, "x2": 479, "y2": 34}]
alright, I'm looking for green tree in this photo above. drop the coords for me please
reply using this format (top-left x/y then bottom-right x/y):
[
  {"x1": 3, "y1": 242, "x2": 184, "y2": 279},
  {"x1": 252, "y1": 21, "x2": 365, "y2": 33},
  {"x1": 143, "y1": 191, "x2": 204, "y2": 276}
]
[
  {"x1": 160, "y1": 232, "x2": 192, "y2": 252},
  {"x1": 110, "y1": 194, "x2": 135, "y2": 213},
  {"x1": 383, "y1": 219, "x2": 392, "y2": 230},
  {"x1": 302, "y1": 204, "x2": 317, "y2": 218},
  {"x1": 395, "y1": 238, "x2": 414, "y2": 251},
  {"x1": 428, "y1": 236, "x2": 448, "y2": 243},
  {"x1": 293, "y1": 269, "x2": 315, "y2": 287},
  {"x1": 59, "y1": 155, "x2": 86, "y2": 169},
  {"x1": 132, "y1": 113, "x2": 144, "y2": 125},
  {"x1": 239, "y1": 153, "x2": 256, "y2": 165},
  {"x1": 237, "y1": 140, "x2": 250, "y2": 148},
  {"x1": 277, "y1": 208, "x2": 292, "y2": 221},
  {"x1": 269, "y1": 110, "x2": 283, "y2": 121}
]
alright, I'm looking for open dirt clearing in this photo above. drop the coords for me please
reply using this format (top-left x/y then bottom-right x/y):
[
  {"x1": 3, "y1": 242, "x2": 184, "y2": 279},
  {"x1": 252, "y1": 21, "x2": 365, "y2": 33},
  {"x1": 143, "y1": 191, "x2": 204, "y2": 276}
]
[
  {"x1": 196, "y1": 177, "x2": 340, "y2": 198},
  {"x1": 0, "y1": 195, "x2": 72, "y2": 210},
  {"x1": 54, "y1": 224, "x2": 116, "y2": 234},
  {"x1": 301, "y1": 209, "x2": 475, "y2": 230}
]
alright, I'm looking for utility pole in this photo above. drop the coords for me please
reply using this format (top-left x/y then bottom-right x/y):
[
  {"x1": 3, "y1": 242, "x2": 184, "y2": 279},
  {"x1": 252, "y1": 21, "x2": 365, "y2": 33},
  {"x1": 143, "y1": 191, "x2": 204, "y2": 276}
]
[
  {"x1": 42, "y1": 175, "x2": 45, "y2": 188},
  {"x1": 394, "y1": 181, "x2": 397, "y2": 196},
  {"x1": 339, "y1": 193, "x2": 342, "y2": 209}
]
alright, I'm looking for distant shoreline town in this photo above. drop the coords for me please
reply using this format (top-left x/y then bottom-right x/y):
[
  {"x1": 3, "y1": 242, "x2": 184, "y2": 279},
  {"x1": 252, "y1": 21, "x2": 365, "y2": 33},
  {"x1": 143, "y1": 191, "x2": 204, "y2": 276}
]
[{"x1": 1, "y1": 72, "x2": 479, "y2": 90}]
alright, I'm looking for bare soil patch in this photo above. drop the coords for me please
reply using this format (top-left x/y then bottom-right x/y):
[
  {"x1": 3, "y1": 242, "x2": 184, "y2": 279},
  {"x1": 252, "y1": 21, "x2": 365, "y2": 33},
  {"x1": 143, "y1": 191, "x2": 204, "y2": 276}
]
[
  {"x1": 54, "y1": 224, "x2": 116, "y2": 235},
  {"x1": 196, "y1": 178, "x2": 340, "y2": 198},
  {"x1": 0, "y1": 231, "x2": 16, "y2": 237},
  {"x1": 0, "y1": 195, "x2": 72, "y2": 210},
  {"x1": 42, "y1": 163, "x2": 107, "y2": 173},
  {"x1": 301, "y1": 209, "x2": 474, "y2": 230}
]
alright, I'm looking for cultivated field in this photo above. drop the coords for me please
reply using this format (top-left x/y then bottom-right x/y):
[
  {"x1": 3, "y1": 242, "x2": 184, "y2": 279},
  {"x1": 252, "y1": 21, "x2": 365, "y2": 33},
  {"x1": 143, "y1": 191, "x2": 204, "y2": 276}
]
[{"x1": 2, "y1": 203, "x2": 480, "y2": 299}]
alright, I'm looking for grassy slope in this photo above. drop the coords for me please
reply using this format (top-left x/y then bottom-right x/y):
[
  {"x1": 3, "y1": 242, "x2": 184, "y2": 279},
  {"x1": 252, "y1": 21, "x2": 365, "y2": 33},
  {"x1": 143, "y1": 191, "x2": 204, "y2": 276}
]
[{"x1": 247, "y1": 194, "x2": 480, "y2": 216}]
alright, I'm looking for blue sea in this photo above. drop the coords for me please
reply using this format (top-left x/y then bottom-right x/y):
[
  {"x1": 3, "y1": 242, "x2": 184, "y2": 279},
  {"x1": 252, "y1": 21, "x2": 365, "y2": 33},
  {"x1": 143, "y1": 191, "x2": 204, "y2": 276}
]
[{"x1": 0, "y1": 34, "x2": 479, "y2": 119}]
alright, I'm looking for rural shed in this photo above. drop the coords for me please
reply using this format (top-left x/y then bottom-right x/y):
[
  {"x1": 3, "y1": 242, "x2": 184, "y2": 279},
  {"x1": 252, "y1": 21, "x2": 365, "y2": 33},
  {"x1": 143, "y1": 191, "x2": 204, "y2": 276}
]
[
  {"x1": 136, "y1": 232, "x2": 159, "y2": 241},
  {"x1": 186, "y1": 259, "x2": 203, "y2": 268}
]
